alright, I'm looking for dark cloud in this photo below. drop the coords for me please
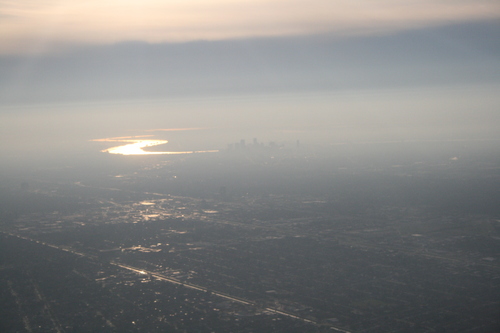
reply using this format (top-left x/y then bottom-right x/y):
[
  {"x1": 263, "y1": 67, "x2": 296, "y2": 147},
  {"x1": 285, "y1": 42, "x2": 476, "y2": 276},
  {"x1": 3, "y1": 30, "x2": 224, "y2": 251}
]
[{"x1": 0, "y1": 21, "x2": 499, "y2": 105}]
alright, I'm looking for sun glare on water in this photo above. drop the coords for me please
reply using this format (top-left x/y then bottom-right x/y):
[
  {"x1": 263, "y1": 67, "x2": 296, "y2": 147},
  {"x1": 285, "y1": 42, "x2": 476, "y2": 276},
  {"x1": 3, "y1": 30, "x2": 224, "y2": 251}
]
[{"x1": 93, "y1": 137, "x2": 218, "y2": 156}]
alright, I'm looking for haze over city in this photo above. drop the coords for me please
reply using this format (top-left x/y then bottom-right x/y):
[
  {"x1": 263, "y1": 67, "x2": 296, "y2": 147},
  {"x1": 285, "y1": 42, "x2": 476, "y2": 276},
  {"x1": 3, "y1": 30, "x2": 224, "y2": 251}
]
[{"x1": 1, "y1": 1, "x2": 499, "y2": 332}]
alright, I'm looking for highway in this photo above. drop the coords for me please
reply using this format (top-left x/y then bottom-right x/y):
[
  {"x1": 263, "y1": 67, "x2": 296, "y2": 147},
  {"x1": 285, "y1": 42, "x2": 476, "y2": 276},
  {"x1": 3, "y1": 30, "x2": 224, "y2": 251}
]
[{"x1": 1, "y1": 231, "x2": 351, "y2": 332}]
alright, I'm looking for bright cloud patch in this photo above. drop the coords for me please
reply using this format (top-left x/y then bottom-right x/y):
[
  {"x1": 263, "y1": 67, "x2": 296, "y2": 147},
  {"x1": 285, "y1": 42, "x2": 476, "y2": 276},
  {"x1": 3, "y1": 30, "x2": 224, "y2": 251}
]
[{"x1": 1, "y1": 0, "x2": 499, "y2": 54}]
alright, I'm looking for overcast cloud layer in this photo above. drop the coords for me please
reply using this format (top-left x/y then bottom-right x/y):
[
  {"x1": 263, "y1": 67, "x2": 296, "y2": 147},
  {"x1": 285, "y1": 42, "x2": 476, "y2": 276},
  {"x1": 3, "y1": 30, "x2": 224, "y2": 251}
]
[
  {"x1": 1, "y1": 21, "x2": 499, "y2": 105},
  {"x1": 1, "y1": 0, "x2": 499, "y2": 54}
]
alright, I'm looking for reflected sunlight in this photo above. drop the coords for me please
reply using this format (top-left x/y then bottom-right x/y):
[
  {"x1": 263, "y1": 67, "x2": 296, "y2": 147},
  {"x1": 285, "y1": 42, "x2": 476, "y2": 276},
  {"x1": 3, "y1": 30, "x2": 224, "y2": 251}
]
[{"x1": 93, "y1": 136, "x2": 218, "y2": 155}]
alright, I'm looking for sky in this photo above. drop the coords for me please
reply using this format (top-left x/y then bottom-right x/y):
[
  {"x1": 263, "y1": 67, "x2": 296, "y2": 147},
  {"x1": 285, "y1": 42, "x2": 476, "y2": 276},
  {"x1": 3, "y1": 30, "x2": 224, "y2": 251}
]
[
  {"x1": 1, "y1": 0, "x2": 500, "y2": 55},
  {"x1": 0, "y1": 1, "x2": 499, "y2": 166}
]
